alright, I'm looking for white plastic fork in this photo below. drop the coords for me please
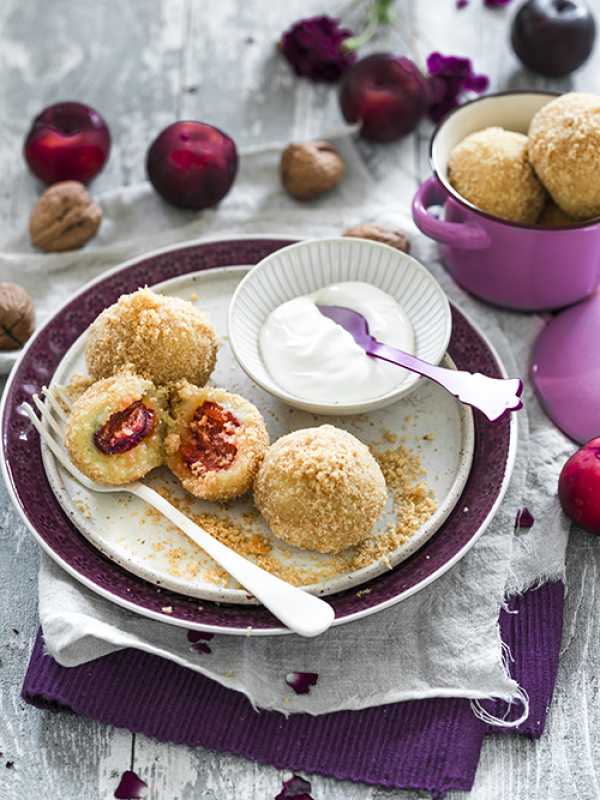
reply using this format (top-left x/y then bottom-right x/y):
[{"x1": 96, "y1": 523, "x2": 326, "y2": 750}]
[{"x1": 25, "y1": 389, "x2": 335, "y2": 638}]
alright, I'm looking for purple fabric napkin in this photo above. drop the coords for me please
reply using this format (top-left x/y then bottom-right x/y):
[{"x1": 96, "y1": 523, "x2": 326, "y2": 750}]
[{"x1": 22, "y1": 581, "x2": 564, "y2": 797}]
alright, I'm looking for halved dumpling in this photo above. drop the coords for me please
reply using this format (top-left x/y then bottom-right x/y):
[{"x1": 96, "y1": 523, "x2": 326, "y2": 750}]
[
  {"x1": 65, "y1": 371, "x2": 166, "y2": 485},
  {"x1": 165, "y1": 383, "x2": 269, "y2": 502}
]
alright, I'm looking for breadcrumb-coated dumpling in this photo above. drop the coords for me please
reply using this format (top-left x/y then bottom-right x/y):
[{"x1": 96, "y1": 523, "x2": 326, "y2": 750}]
[
  {"x1": 165, "y1": 383, "x2": 269, "y2": 502},
  {"x1": 254, "y1": 425, "x2": 387, "y2": 554},
  {"x1": 448, "y1": 127, "x2": 546, "y2": 224},
  {"x1": 529, "y1": 92, "x2": 600, "y2": 219},
  {"x1": 65, "y1": 371, "x2": 166, "y2": 485},
  {"x1": 85, "y1": 288, "x2": 218, "y2": 386}
]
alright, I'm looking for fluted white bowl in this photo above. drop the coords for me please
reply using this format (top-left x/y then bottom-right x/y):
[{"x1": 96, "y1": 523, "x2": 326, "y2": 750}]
[{"x1": 228, "y1": 237, "x2": 452, "y2": 415}]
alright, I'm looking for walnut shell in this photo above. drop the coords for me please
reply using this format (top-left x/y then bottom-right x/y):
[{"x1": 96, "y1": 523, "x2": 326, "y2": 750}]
[
  {"x1": 280, "y1": 140, "x2": 345, "y2": 200},
  {"x1": 0, "y1": 282, "x2": 35, "y2": 350},
  {"x1": 29, "y1": 181, "x2": 102, "y2": 252},
  {"x1": 343, "y1": 223, "x2": 410, "y2": 253}
]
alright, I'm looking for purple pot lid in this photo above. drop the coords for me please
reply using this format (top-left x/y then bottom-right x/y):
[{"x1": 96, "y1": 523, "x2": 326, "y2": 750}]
[
  {"x1": 532, "y1": 290, "x2": 600, "y2": 444},
  {"x1": 0, "y1": 237, "x2": 515, "y2": 635}
]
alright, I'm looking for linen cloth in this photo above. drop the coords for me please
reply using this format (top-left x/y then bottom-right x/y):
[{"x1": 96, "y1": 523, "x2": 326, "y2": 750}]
[
  {"x1": 2, "y1": 137, "x2": 572, "y2": 715},
  {"x1": 21, "y1": 581, "x2": 565, "y2": 796}
]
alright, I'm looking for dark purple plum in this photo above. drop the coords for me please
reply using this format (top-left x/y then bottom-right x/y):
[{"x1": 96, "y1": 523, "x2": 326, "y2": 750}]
[
  {"x1": 24, "y1": 102, "x2": 111, "y2": 184},
  {"x1": 146, "y1": 121, "x2": 238, "y2": 210},
  {"x1": 339, "y1": 53, "x2": 430, "y2": 142},
  {"x1": 511, "y1": 0, "x2": 596, "y2": 77}
]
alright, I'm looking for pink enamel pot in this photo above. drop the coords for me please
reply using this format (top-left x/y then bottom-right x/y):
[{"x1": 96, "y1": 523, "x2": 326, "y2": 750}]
[{"x1": 412, "y1": 91, "x2": 600, "y2": 311}]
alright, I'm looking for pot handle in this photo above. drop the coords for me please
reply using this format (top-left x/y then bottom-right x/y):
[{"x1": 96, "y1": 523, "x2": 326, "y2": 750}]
[{"x1": 412, "y1": 176, "x2": 490, "y2": 251}]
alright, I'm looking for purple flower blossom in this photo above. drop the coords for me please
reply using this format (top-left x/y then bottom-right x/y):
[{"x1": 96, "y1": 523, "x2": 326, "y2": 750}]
[
  {"x1": 187, "y1": 630, "x2": 215, "y2": 654},
  {"x1": 279, "y1": 15, "x2": 356, "y2": 82},
  {"x1": 484, "y1": 0, "x2": 512, "y2": 6},
  {"x1": 515, "y1": 507, "x2": 535, "y2": 529},
  {"x1": 275, "y1": 774, "x2": 314, "y2": 799},
  {"x1": 456, "y1": 0, "x2": 469, "y2": 7},
  {"x1": 426, "y1": 51, "x2": 489, "y2": 122},
  {"x1": 114, "y1": 770, "x2": 148, "y2": 799},
  {"x1": 285, "y1": 671, "x2": 319, "y2": 695}
]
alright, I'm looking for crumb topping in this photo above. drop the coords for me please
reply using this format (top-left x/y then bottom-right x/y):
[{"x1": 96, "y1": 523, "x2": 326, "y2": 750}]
[
  {"x1": 352, "y1": 442, "x2": 437, "y2": 568},
  {"x1": 448, "y1": 126, "x2": 546, "y2": 224},
  {"x1": 529, "y1": 92, "x2": 600, "y2": 219},
  {"x1": 85, "y1": 287, "x2": 218, "y2": 386},
  {"x1": 254, "y1": 425, "x2": 387, "y2": 554}
]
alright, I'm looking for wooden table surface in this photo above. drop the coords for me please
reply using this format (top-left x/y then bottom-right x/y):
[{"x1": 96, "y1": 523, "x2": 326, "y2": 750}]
[{"x1": 2, "y1": 1, "x2": 600, "y2": 797}]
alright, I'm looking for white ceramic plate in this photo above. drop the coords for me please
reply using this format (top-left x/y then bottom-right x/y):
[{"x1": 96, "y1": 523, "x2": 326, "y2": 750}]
[{"x1": 40, "y1": 266, "x2": 474, "y2": 605}]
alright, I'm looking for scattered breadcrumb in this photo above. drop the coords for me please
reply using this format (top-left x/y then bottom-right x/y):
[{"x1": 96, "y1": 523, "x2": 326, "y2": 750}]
[
  {"x1": 529, "y1": 92, "x2": 600, "y2": 219},
  {"x1": 351, "y1": 443, "x2": 437, "y2": 569},
  {"x1": 448, "y1": 127, "x2": 546, "y2": 224},
  {"x1": 152, "y1": 483, "x2": 273, "y2": 558},
  {"x1": 73, "y1": 498, "x2": 92, "y2": 519},
  {"x1": 161, "y1": 606, "x2": 173, "y2": 614},
  {"x1": 142, "y1": 438, "x2": 436, "y2": 589}
]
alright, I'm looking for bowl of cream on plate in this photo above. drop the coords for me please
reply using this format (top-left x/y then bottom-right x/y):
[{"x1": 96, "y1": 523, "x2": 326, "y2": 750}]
[
  {"x1": 228, "y1": 237, "x2": 451, "y2": 415},
  {"x1": 260, "y1": 282, "x2": 415, "y2": 404}
]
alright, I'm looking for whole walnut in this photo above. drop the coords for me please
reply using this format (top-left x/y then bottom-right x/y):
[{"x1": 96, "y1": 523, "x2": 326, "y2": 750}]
[
  {"x1": 343, "y1": 223, "x2": 410, "y2": 253},
  {"x1": 280, "y1": 140, "x2": 345, "y2": 200},
  {"x1": 0, "y1": 283, "x2": 35, "y2": 350},
  {"x1": 29, "y1": 181, "x2": 102, "y2": 252}
]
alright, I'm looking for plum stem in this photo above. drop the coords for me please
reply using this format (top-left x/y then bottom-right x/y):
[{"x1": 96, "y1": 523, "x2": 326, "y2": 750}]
[{"x1": 343, "y1": 0, "x2": 396, "y2": 52}]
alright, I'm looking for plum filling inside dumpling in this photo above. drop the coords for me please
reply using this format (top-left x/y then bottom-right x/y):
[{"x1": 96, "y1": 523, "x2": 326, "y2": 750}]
[
  {"x1": 179, "y1": 401, "x2": 240, "y2": 475},
  {"x1": 165, "y1": 384, "x2": 269, "y2": 502},
  {"x1": 64, "y1": 371, "x2": 165, "y2": 485},
  {"x1": 94, "y1": 400, "x2": 157, "y2": 455}
]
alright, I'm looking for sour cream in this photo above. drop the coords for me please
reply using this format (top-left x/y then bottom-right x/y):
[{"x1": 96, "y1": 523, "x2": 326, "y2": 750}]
[{"x1": 259, "y1": 282, "x2": 415, "y2": 404}]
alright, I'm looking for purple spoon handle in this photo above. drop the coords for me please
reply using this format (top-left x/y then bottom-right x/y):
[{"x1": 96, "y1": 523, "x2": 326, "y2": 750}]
[
  {"x1": 317, "y1": 305, "x2": 523, "y2": 422},
  {"x1": 370, "y1": 340, "x2": 522, "y2": 422}
]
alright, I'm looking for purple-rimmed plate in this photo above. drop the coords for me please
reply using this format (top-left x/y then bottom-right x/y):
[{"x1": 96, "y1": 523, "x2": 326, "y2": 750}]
[{"x1": 1, "y1": 237, "x2": 516, "y2": 635}]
